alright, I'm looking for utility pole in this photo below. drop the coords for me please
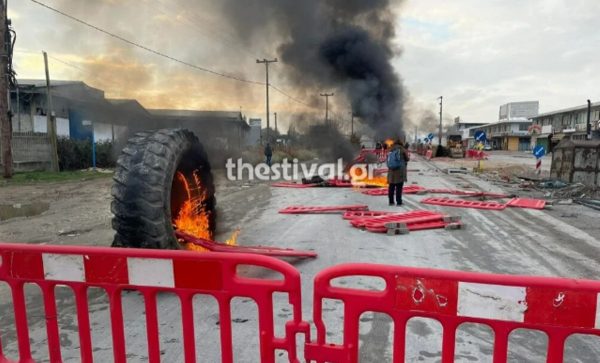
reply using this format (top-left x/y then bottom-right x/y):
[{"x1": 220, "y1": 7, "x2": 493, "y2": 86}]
[
  {"x1": 0, "y1": 0, "x2": 12, "y2": 178},
  {"x1": 438, "y1": 96, "x2": 443, "y2": 146},
  {"x1": 320, "y1": 93, "x2": 334, "y2": 125},
  {"x1": 43, "y1": 51, "x2": 59, "y2": 172},
  {"x1": 414, "y1": 126, "x2": 418, "y2": 143},
  {"x1": 587, "y1": 100, "x2": 592, "y2": 140},
  {"x1": 349, "y1": 111, "x2": 355, "y2": 138},
  {"x1": 256, "y1": 58, "x2": 277, "y2": 144},
  {"x1": 274, "y1": 112, "x2": 278, "y2": 134}
]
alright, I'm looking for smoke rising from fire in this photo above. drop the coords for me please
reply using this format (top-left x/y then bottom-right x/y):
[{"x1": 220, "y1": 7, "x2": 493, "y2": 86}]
[{"x1": 217, "y1": 0, "x2": 406, "y2": 139}]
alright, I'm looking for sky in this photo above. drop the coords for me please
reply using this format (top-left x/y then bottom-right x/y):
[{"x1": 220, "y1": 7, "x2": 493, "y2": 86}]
[{"x1": 8, "y1": 0, "x2": 600, "y2": 132}]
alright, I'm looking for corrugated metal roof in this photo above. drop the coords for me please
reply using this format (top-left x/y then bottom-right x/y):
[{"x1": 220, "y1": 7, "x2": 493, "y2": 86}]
[
  {"x1": 148, "y1": 109, "x2": 242, "y2": 119},
  {"x1": 18, "y1": 79, "x2": 83, "y2": 88},
  {"x1": 532, "y1": 102, "x2": 600, "y2": 119}
]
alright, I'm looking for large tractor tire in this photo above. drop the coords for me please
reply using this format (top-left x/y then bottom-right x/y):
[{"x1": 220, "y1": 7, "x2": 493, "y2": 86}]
[{"x1": 111, "y1": 129, "x2": 216, "y2": 249}]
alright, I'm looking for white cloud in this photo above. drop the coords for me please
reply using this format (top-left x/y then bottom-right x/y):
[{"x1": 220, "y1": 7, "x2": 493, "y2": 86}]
[{"x1": 395, "y1": 0, "x2": 600, "y2": 122}]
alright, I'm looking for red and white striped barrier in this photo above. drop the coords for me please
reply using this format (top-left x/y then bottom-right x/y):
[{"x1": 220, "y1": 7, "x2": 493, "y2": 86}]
[
  {"x1": 2, "y1": 243, "x2": 600, "y2": 362},
  {"x1": 0, "y1": 243, "x2": 309, "y2": 363},
  {"x1": 305, "y1": 264, "x2": 600, "y2": 363}
]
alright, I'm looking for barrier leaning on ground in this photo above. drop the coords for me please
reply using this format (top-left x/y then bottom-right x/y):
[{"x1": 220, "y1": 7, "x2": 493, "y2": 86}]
[{"x1": 1, "y1": 243, "x2": 600, "y2": 362}]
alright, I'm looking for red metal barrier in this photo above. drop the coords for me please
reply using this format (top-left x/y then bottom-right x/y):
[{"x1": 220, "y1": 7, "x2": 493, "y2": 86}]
[
  {"x1": 426, "y1": 189, "x2": 511, "y2": 199},
  {"x1": 365, "y1": 219, "x2": 462, "y2": 234},
  {"x1": 361, "y1": 185, "x2": 426, "y2": 196},
  {"x1": 0, "y1": 243, "x2": 310, "y2": 363},
  {"x1": 279, "y1": 205, "x2": 369, "y2": 214},
  {"x1": 342, "y1": 210, "x2": 394, "y2": 220},
  {"x1": 421, "y1": 197, "x2": 507, "y2": 210},
  {"x1": 176, "y1": 231, "x2": 317, "y2": 258},
  {"x1": 304, "y1": 263, "x2": 600, "y2": 363},
  {"x1": 506, "y1": 198, "x2": 547, "y2": 210},
  {"x1": 349, "y1": 210, "x2": 439, "y2": 229}
]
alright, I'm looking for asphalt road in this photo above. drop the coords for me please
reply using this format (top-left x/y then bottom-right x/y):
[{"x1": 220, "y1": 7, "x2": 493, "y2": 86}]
[{"x1": 1, "y1": 155, "x2": 600, "y2": 362}]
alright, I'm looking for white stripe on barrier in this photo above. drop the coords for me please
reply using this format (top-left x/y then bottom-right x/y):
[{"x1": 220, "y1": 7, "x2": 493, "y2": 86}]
[
  {"x1": 457, "y1": 282, "x2": 526, "y2": 322},
  {"x1": 595, "y1": 293, "x2": 600, "y2": 329},
  {"x1": 42, "y1": 253, "x2": 85, "y2": 282},
  {"x1": 127, "y1": 258, "x2": 175, "y2": 288}
]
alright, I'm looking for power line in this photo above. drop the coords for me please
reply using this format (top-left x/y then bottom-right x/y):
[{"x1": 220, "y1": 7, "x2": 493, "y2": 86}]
[
  {"x1": 29, "y1": 0, "x2": 320, "y2": 110},
  {"x1": 29, "y1": 0, "x2": 263, "y2": 86},
  {"x1": 47, "y1": 54, "x2": 85, "y2": 71},
  {"x1": 270, "y1": 84, "x2": 318, "y2": 110}
]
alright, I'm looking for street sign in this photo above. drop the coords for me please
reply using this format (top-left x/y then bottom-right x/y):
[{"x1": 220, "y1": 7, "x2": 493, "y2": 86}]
[
  {"x1": 474, "y1": 131, "x2": 487, "y2": 142},
  {"x1": 427, "y1": 133, "x2": 434, "y2": 141},
  {"x1": 533, "y1": 145, "x2": 546, "y2": 159}
]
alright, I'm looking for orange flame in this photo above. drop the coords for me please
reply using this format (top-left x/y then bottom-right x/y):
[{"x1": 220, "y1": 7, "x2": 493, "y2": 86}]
[
  {"x1": 359, "y1": 175, "x2": 389, "y2": 187},
  {"x1": 225, "y1": 229, "x2": 240, "y2": 246},
  {"x1": 384, "y1": 139, "x2": 394, "y2": 148},
  {"x1": 174, "y1": 171, "x2": 213, "y2": 251}
]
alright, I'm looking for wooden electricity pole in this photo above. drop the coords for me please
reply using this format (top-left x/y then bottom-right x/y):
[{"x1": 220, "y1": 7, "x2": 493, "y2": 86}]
[
  {"x1": 256, "y1": 58, "x2": 277, "y2": 144},
  {"x1": 0, "y1": 0, "x2": 12, "y2": 178},
  {"x1": 320, "y1": 93, "x2": 334, "y2": 125},
  {"x1": 43, "y1": 51, "x2": 59, "y2": 172},
  {"x1": 438, "y1": 96, "x2": 443, "y2": 146}
]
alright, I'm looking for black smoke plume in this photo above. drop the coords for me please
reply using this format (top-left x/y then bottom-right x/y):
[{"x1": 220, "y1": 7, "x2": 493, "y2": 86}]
[{"x1": 216, "y1": 0, "x2": 405, "y2": 139}]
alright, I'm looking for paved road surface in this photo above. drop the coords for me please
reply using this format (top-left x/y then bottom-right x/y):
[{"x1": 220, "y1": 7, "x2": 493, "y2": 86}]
[{"x1": 1, "y1": 155, "x2": 600, "y2": 362}]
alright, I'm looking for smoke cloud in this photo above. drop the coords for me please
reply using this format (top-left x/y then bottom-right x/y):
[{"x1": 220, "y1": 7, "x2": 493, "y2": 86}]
[{"x1": 216, "y1": 0, "x2": 406, "y2": 139}]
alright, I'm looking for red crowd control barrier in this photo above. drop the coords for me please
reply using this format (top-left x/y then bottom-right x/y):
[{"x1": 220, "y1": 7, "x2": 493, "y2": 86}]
[
  {"x1": 421, "y1": 197, "x2": 507, "y2": 210},
  {"x1": 506, "y1": 198, "x2": 547, "y2": 210},
  {"x1": 361, "y1": 185, "x2": 426, "y2": 196},
  {"x1": 176, "y1": 231, "x2": 318, "y2": 258},
  {"x1": 0, "y1": 243, "x2": 310, "y2": 363},
  {"x1": 305, "y1": 263, "x2": 600, "y2": 363},
  {"x1": 349, "y1": 210, "x2": 439, "y2": 229},
  {"x1": 342, "y1": 210, "x2": 393, "y2": 220},
  {"x1": 426, "y1": 189, "x2": 511, "y2": 199},
  {"x1": 279, "y1": 205, "x2": 369, "y2": 214},
  {"x1": 466, "y1": 149, "x2": 488, "y2": 159}
]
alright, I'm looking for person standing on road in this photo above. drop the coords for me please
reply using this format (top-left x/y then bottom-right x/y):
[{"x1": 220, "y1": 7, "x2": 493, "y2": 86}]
[
  {"x1": 264, "y1": 143, "x2": 273, "y2": 167},
  {"x1": 387, "y1": 140, "x2": 409, "y2": 206}
]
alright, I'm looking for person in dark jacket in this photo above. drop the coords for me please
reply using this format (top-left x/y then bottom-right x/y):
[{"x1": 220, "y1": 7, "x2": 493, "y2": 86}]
[
  {"x1": 264, "y1": 143, "x2": 273, "y2": 166},
  {"x1": 387, "y1": 140, "x2": 410, "y2": 206}
]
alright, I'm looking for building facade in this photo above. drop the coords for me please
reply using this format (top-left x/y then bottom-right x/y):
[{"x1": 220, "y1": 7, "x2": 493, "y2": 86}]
[
  {"x1": 499, "y1": 101, "x2": 539, "y2": 121},
  {"x1": 464, "y1": 120, "x2": 532, "y2": 151},
  {"x1": 529, "y1": 102, "x2": 600, "y2": 152}
]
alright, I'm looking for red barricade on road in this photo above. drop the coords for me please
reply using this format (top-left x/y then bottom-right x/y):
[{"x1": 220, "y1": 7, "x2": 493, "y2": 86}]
[
  {"x1": 506, "y1": 198, "x2": 547, "y2": 210},
  {"x1": 361, "y1": 185, "x2": 426, "y2": 196},
  {"x1": 0, "y1": 243, "x2": 310, "y2": 363},
  {"x1": 365, "y1": 219, "x2": 461, "y2": 234},
  {"x1": 466, "y1": 149, "x2": 489, "y2": 159},
  {"x1": 304, "y1": 263, "x2": 600, "y2": 362},
  {"x1": 342, "y1": 210, "x2": 394, "y2": 220},
  {"x1": 279, "y1": 205, "x2": 369, "y2": 214},
  {"x1": 421, "y1": 197, "x2": 507, "y2": 210},
  {"x1": 425, "y1": 189, "x2": 510, "y2": 199},
  {"x1": 349, "y1": 210, "x2": 439, "y2": 229},
  {"x1": 176, "y1": 231, "x2": 317, "y2": 258}
]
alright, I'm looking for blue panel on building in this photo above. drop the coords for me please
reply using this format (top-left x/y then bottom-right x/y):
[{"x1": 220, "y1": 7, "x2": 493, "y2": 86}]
[{"x1": 68, "y1": 110, "x2": 93, "y2": 141}]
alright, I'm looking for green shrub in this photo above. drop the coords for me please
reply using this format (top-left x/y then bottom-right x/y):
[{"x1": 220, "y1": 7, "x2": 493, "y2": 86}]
[{"x1": 57, "y1": 137, "x2": 116, "y2": 170}]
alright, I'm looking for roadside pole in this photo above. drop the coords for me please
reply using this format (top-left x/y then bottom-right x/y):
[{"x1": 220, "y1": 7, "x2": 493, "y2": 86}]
[
  {"x1": 0, "y1": 0, "x2": 12, "y2": 178},
  {"x1": 533, "y1": 145, "x2": 545, "y2": 176},
  {"x1": 43, "y1": 51, "x2": 60, "y2": 172}
]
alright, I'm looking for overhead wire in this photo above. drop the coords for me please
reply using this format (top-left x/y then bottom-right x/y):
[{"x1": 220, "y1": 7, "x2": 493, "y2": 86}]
[{"x1": 28, "y1": 0, "x2": 322, "y2": 111}]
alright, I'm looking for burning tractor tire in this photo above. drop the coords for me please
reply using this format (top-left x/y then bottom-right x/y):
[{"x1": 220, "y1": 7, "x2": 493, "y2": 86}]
[{"x1": 111, "y1": 129, "x2": 216, "y2": 249}]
